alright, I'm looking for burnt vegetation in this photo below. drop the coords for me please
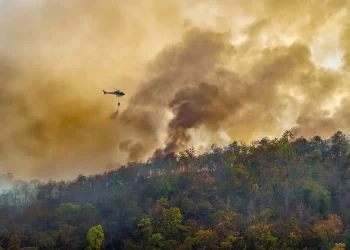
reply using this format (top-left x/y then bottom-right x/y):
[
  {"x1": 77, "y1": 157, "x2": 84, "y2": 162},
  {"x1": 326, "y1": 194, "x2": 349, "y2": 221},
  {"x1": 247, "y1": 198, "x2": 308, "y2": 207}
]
[{"x1": 1, "y1": 131, "x2": 350, "y2": 249}]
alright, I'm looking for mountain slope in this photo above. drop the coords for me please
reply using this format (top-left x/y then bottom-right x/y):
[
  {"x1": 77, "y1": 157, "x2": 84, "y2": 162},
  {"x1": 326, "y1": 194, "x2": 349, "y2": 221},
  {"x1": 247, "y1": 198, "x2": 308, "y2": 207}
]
[{"x1": 0, "y1": 131, "x2": 350, "y2": 249}]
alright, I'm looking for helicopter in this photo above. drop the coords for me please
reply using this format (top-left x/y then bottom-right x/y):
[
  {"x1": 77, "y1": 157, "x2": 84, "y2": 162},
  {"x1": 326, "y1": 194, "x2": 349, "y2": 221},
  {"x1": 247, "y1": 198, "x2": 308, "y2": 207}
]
[
  {"x1": 103, "y1": 89, "x2": 125, "y2": 119},
  {"x1": 103, "y1": 89, "x2": 125, "y2": 97},
  {"x1": 103, "y1": 89, "x2": 125, "y2": 107}
]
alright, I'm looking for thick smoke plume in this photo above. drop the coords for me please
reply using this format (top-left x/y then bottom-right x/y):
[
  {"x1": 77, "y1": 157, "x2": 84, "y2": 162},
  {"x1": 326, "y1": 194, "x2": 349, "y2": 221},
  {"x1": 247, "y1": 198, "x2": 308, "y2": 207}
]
[{"x1": 0, "y1": 0, "x2": 349, "y2": 180}]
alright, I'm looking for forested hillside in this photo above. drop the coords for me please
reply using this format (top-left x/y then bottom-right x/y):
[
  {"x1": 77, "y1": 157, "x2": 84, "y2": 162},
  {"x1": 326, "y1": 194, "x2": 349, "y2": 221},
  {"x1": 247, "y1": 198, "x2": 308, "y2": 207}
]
[{"x1": 1, "y1": 131, "x2": 350, "y2": 250}]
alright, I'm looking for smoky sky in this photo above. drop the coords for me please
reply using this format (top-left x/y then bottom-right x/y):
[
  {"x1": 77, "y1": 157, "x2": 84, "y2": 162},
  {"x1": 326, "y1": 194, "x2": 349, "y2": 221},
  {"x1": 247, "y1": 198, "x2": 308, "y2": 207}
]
[{"x1": 0, "y1": 0, "x2": 349, "y2": 180}]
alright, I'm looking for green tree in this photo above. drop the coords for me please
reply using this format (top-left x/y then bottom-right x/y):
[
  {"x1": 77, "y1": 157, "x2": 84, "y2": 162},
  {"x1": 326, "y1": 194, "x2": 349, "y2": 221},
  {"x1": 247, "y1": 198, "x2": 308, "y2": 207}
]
[
  {"x1": 220, "y1": 234, "x2": 239, "y2": 249},
  {"x1": 32, "y1": 232, "x2": 56, "y2": 249},
  {"x1": 57, "y1": 202, "x2": 81, "y2": 224},
  {"x1": 149, "y1": 233, "x2": 164, "y2": 248},
  {"x1": 157, "y1": 197, "x2": 170, "y2": 208},
  {"x1": 246, "y1": 223, "x2": 277, "y2": 250},
  {"x1": 296, "y1": 180, "x2": 331, "y2": 215},
  {"x1": 163, "y1": 207, "x2": 183, "y2": 235},
  {"x1": 87, "y1": 225, "x2": 104, "y2": 250},
  {"x1": 138, "y1": 217, "x2": 152, "y2": 248}
]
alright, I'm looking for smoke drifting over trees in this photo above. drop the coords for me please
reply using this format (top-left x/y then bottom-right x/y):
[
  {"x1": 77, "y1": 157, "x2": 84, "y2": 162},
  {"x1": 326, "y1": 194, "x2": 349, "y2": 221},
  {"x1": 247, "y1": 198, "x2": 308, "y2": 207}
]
[{"x1": 0, "y1": 0, "x2": 349, "y2": 179}]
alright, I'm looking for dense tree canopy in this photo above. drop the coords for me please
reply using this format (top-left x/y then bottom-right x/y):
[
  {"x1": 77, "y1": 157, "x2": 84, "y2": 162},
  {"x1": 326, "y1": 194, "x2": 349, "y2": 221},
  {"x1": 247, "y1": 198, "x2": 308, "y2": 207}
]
[{"x1": 1, "y1": 131, "x2": 350, "y2": 249}]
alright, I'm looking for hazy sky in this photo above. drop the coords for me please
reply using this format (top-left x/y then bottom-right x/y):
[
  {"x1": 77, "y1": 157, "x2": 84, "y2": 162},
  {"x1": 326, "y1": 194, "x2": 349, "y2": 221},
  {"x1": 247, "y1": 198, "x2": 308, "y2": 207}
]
[{"x1": 0, "y1": 0, "x2": 349, "y2": 180}]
